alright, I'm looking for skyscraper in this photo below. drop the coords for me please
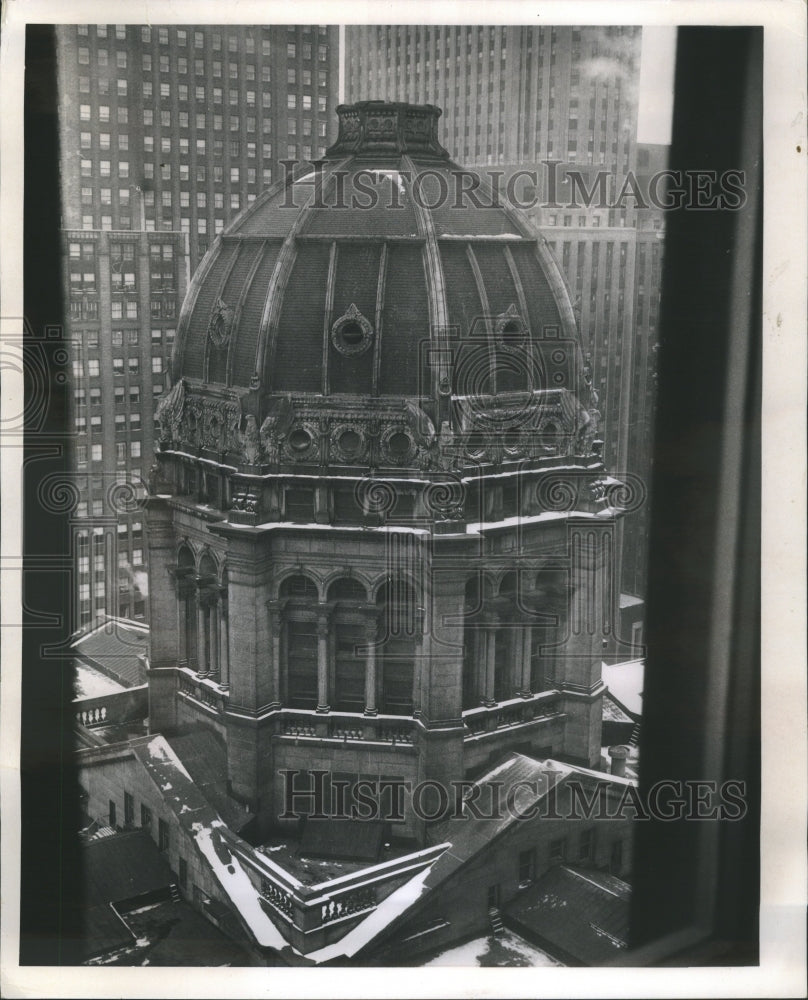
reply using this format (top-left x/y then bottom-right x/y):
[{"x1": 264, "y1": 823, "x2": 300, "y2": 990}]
[
  {"x1": 55, "y1": 23, "x2": 340, "y2": 628},
  {"x1": 345, "y1": 25, "x2": 663, "y2": 609}
]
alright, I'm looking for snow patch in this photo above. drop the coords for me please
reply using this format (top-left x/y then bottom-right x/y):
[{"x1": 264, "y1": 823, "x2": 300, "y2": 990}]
[
  {"x1": 74, "y1": 665, "x2": 126, "y2": 699},
  {"x1": 306, "y1": 864, "x2": 434, "y2": 964},
  {"x1": 194, "y1": 826, "x2": 288, "y2": 951}
]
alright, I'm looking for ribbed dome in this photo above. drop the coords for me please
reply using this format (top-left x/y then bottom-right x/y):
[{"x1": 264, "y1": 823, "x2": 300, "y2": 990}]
[{"x1": 158, "y1": 102, "x2": 598, "y2": 474}]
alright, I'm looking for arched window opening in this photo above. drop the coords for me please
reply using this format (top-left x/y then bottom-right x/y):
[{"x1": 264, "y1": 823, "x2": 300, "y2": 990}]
[
  {"x1": 329, "y1": 577, "x2": 369, "y2": 714},
  {"x1": 376, "y1": 579, "x2": 418, "y2": 716},
  {"x1": 177, "y1": 545, "x2": 197, "y2": 669},
  {"x1": 280, "y1": 573, "x2": 319, "y2": 710}
]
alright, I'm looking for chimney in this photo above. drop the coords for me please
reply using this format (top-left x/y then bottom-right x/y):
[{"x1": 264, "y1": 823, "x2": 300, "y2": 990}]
[{"x1": 608, "y1": 745, "x2": 629, "y2": 777}]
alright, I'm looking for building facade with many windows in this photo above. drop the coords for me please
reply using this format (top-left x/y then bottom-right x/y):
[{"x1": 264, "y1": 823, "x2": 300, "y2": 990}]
[
  {"x1": 56, "y1": 23, "x2": 340, "y2": 627},
  {"x1": 346, "y1": 25, "x2": 661, "y2": 605}
]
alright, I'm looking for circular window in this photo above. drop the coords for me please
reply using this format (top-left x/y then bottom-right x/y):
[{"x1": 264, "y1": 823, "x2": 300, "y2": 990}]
[
  {"x1": 499, "y1": 319, "x2": 524, "y2": 345},
  {"x1": 496, "y1": 308, "x2": 527, "y2": 346},
  {"x1": 331, "y1": 304, "x2": 374, "y2": 356},
  {"x1": 387, "y1": 430, "x2": 413, "y2": 460},
  {"x1": 338, "y1": 428, "x2": 362, "y2": 457},
  {"x1": 289, "y1": 427, "x2": 313, "y2": 452},
  {"x1": 340, "y1": 321, "x2": 365, "y2": 348}
]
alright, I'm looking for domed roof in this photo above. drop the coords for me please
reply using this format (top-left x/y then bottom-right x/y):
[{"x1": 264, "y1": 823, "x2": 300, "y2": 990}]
[{"x1": 160, "y1": 102, "x2": 598, "y2": 474}]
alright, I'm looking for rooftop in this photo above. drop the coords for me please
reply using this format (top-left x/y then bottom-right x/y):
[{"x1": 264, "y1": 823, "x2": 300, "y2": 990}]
[
  {"x1": 505, "y1": 864, "x2": 631, "y2": 966},
  {"x1": 72, "y1": 617, "x2": 149, "y2": 689}
]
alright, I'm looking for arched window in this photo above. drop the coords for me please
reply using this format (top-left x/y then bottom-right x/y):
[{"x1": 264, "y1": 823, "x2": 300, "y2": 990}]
[
  {"x1": 177, "y1": 544, "x2": 197, "y2": 668},
  {"x1": 280, "y1": 574, "x2": 319, "y2": 709},
  {"x1": 376, "y1": 578, "x2": 418, "y2": 716},
  {"x1": 494, "y1": 572, "x2": 519, "y2": 701},
  {"x1": 328, "y1": 577, "x2": 368, "y2": 714},
  {"x1": 530, "y1": 567, "x2": 568, "y2": 691},
  {"x1": 462, "y1": 574, "x2": 493, "y2": 709}
]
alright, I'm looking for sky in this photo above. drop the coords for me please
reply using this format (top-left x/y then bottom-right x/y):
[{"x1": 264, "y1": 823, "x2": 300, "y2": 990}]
[{"x1": 637, "y1": 26, "x2": 677, "y2": 145}]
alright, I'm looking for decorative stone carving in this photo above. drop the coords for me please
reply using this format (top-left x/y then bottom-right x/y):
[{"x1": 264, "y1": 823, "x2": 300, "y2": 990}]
[
  {"x1": 155, "y1": 379, "x2": 185, "y2": 445},
  {"x1": 331, "y1": 303, "x2": 374, "y2": 356},
  {"x1": 283, "y1": 421, "x2": 321, "y2": 462},
  {"x1": 260, "y1": 396, "x2": 293, "y2": 465},
  {"x1": 366, "y1": 113, "x2": 397, "y2": 140},
  {"x1": 331, "y1": 421, "x2": 367, "y2": 463},
  {"x1": 380, "y1": 424, "x2": 416, "y2": 466},
  {"x1": 208, "y1": 296, "x2": 234, "y2": 348},
  {"x1": 241, "y1": 415, "x2": 261, "y2": 465},
  {"x1": 495, "y1": 303, "x2": 526, "y2": 345},
  {"x1": 403, "y1": 399, "x2": 436, "y2": 446},
  {"x1": 434, "y1": 420, "x2": 457, "y2": 471}
]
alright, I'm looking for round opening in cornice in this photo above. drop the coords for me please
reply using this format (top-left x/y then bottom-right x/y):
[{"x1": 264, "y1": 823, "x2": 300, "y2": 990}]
[
  {"x1": 387, "y1": 430, "x2": 413, "y2": 460},
  {"x1": 338, "y1": 429, "x2": 362, "y2": 457},
  {"x1": 289, "y1": 427, "x2": 313, "y2": 453}
]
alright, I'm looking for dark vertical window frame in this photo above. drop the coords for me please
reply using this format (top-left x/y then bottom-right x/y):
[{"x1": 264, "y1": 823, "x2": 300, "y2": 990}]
[
  {"x1": 619, "y1": 26, "x2": 762, "y2": 966},
  {"x1": 20, "y1": 24, "x2": 81, "y2": 967}
]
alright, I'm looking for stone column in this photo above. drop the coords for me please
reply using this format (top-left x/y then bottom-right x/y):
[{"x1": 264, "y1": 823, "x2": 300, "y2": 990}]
[
  {"x1": 520, "y1": 621, "x2": 533, "y2": 697},
  {"x1": 218, "y1": 594, "x2": 230, "y2": 690},
  {"x1": 197, "y1": 594, "x2": 208, "y2": 675},
  {"x1": 210, "y1": 600, "x2": 220, "y2": 680},
  {"x1": 363, "y1": 611, "x2": 378, "y2": 717},
  {"x1": 316, "y1": 607, "x2": 330, "y2": 714},
  {"x1": 484, "y1": 614, "x2": 499, "y2": 706},
  {"x1": 266, "y1": 599, "x2": 283, "y2": 708},
  {"x1": 176, "y1": 577, "x2": 188, "y2": 663}
]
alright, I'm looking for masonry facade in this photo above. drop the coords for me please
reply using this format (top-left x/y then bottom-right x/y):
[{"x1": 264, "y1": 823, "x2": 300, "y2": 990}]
[{"x1": 144, "y1": 101, "x2": 628, "y2": 842}]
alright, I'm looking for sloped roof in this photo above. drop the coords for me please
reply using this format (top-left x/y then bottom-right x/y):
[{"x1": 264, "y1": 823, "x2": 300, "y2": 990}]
[
  {"x1": 166, "y1": 730, "x2": 255, "y2": 834},
  {"x1": 423, "y1": 755, "x2": 637, "y2": 893},
  {"x1": 84, "y1": 829, "x2": 173, "y2": 907},
  {"x1": 423, "y1": 755, "x2": 559, "y2": 890},
  {"x1": 72, "y1": 617, "x2": 149, "y2": 688},
  {"x1": 80, "y1": 829, "x2": 174, "y2": 961},
  {"x1": 505, "y1": 864, "x2": 631, "y2": 965}
]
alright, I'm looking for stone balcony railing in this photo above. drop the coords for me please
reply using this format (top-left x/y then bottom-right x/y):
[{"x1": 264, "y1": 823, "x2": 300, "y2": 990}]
[
  {"x1": 177, "y1": 668, "x2": 230, "y2": 715},
  {"x1": 222, "y1": 827, "x2": 446, "y2": 953},
  {"x1": 74, "y1": 684, "x2": 149, "y2": 729},
  {"x1": 462, "y1": 690, "x2": 563, "y2": 738},
  {"x1": 275, "y1": 709, "x2": 417, "y2": 747}
]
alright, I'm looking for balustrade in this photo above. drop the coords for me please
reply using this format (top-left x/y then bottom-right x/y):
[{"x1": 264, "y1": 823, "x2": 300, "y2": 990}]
[
  {"x1": 320, "y1": 884, "x2": 376, "y2": 924},
  {"x1": 259, "y1": 877, "x2": 294, "y2": 916},
  {"x1": 75, "y1": 705, "x2": 108, "y2": 727},
  {"x1": 463, "y1": 694, "x2": 561, "y2": 737}
]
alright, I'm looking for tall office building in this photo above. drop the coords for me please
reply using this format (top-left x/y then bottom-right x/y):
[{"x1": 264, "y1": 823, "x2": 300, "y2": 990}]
[
  {"x1": 345, "y1": 25, "x2": 662, "y2": 608},
  {"x1": 56, "y1": 23, "x2": 340, "y2": 628}
]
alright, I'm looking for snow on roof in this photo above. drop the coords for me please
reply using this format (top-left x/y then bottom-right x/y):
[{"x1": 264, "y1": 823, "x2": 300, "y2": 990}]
[
  {"x1": 601, "y1": 659, "x2": 644, "y2": 718},
  {"x1": 74, "y1": 664, "x2": 127, "y2": 700},
  {"x1": 194, "y1": 823, "x2": 288, "y2": 951},
  {"x1": 144, "y1": 735, "x2": 193, "y2": 780},
  {"x1": 305, "y1": 863, "x2": 435, "y2": 964}
]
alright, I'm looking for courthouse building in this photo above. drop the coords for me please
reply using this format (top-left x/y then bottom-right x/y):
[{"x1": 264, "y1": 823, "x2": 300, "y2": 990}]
[{"x1": 77, "y1": 100, "x2": 636, "y2": 965}]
